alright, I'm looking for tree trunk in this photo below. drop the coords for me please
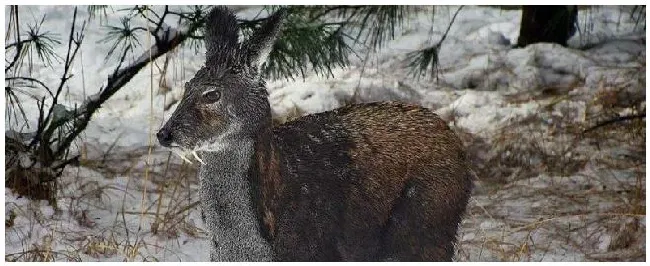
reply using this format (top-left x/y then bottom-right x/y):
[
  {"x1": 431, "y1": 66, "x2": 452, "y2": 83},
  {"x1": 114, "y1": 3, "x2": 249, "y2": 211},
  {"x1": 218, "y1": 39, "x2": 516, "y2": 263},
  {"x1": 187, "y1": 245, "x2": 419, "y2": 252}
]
[{"x1": 516, "y1": 5, "x2": 578, "y2": 48}]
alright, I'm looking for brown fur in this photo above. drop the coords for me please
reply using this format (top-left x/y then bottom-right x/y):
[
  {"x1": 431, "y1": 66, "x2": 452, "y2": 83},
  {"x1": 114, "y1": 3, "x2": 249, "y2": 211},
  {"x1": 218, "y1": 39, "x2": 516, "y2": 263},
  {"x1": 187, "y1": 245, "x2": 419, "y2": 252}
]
[
  {"x1": 340, "y1": 102, "x2": 470, "y2": 260},
  {"x1": 253, "y1": 131, "x2": 284, "y2": 239},
  {"x1": 252, "y1": 102, "x2": 473, "y2": 261}
]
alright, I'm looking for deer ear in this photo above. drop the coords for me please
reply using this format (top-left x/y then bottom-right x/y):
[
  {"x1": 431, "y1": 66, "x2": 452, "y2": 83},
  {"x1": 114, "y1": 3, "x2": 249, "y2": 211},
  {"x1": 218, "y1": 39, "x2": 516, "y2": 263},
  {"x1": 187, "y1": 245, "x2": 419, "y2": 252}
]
[
  {"x1": 243, "y1": 8, "x2": 287, "y2": 71},
  {"x1": 204, "y1": 6, "x2": 239, "y2": 64}
]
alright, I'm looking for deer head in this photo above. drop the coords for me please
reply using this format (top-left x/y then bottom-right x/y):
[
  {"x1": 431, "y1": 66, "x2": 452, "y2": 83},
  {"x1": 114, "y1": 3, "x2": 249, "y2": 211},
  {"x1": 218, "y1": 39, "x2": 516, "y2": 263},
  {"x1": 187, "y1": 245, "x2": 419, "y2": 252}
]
[{"x1": 157, "y1": 6, "x2": 286, "y2": 160}]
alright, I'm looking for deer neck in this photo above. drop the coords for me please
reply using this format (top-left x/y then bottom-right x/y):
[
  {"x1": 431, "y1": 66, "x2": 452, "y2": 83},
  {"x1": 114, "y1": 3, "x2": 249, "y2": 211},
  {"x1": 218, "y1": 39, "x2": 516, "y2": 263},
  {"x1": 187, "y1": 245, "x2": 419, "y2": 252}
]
[{"x1": 197, "y1": 132, "x2": 274, "y2": 261}]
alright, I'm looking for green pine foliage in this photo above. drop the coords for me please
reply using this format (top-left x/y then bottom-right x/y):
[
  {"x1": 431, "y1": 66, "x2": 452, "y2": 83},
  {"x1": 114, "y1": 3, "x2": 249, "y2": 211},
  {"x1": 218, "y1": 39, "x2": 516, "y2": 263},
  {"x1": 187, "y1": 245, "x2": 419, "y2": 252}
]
[{"x1": 261, "y1": 6, "x2": 352, "y2": 80}]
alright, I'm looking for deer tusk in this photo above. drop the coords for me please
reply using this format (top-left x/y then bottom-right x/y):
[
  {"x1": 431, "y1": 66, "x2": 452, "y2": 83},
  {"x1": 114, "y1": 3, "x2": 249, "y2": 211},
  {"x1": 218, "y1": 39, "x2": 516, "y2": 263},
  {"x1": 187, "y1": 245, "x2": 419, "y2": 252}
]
[
  {"x1": 192, "y1": 151, "x2": 206, "y2": 165},
  {"x1": 173, "y1": 150, "x2": 193, "y2": 164}
]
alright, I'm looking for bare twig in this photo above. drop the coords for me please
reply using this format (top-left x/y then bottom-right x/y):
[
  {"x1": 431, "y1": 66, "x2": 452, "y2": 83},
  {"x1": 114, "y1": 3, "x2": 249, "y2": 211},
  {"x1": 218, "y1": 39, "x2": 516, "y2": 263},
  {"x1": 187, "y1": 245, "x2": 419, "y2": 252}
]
[
  {"x1": 151, "y1": 6, "x2": 169, "y2": 44},
  {"x1": 5, "y1": 6, "x2": 22, "y2": 72},
  {"x1": 583, "y1": 114, "x2": 645, "y2": 133},
  {"x1": 36, "y1": 8, "x2": 87, "y2": 154},
  {"x1": 53, "y1": 21, "x2": 202, "y2": 160},
  {"x1": 439, "y1": 6, "x2": 464, "y2": 49}
]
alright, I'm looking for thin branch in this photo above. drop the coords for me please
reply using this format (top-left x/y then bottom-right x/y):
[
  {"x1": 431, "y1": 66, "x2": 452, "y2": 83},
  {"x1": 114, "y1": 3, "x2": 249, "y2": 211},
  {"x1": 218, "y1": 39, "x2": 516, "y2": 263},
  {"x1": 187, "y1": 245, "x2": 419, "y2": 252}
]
[
  {"x1": 406, "y1": 6, "x2": 463, "y2": 79},
  {"x1": 40, "y1": 8, "x2": 86, "y2": 148},
  {"x1": 166, "y1": 10, "x2": 197, "y2": 21},
  {"x1": 53, "y1": 21, "x2": 201, "y2": 159},
  {"x1": 52, "y1": 155, "x2": 80, "y2": 170},
  {"x1": 28, "y1": 95, "x2": 47, "y2": 148},
  {"x1": 5, "y1": 39, "x2": 33, "y2": 50},
  {"x1": 6, "y1": 5, "x2": 207, "y2": 177},
  {"x1": 110, "y1": 45, "x2": 132, "y2": 79},
  {"x1": 151, "y1": 5, "x2": 170, "y2": 44},
  {"x1": 309, "y1": 5, "x2": 364, "y2": 22},
  {"x1": 5, "y1": 6, "x2": 22, "y2": 72},
  {"x1": 145, "y1": 5, "x2": 162, "y2": 21},
  {"x1": 584, "y1": 114, "x2": 645, "y2": 133},
  {"x1": 5, "y1": 77, "x2": 54, "y2": 97},
  {"x1": 5, "y1": 86, "x2": 30, "y2": 128},
  {"x1": 438, "y1": 5, "x2": 464, "y2": 49},
  {"x1": 131, "y1": 26, "x2": 149, "y2": 33}
]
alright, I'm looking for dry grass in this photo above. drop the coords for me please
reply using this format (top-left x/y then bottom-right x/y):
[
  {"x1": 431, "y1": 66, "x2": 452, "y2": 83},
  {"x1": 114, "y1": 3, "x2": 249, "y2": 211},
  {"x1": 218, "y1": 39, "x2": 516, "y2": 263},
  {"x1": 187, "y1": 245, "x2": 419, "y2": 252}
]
[
  {"x1": 5, "y1": 143, "x2": 205, "y2": 262},
  {"x1": 455, "y1": 66, "x2": 645, "y2": 261}
]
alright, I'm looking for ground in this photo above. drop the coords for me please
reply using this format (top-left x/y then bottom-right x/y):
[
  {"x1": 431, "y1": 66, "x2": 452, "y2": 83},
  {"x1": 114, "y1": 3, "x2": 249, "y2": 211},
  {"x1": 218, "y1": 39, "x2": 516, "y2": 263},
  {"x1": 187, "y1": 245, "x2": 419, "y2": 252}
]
[{"x1": 4, "y1": 5, "x2": 646, "y2": 261}]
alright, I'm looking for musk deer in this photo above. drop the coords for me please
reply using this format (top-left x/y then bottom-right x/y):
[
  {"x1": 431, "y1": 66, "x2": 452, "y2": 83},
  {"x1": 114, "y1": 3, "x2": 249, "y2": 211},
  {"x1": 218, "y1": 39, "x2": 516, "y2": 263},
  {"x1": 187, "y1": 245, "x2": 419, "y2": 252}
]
[{"x1": 157, "y1": 6, "x2": 473, "y2": 262}]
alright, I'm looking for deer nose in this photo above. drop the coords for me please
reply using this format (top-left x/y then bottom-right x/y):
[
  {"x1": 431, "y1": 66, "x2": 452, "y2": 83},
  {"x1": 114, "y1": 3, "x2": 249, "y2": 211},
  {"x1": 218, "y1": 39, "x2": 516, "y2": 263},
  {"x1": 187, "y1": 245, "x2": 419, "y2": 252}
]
[{"x1": 156, "y1": 128, "x2": 173, "y2": 147}]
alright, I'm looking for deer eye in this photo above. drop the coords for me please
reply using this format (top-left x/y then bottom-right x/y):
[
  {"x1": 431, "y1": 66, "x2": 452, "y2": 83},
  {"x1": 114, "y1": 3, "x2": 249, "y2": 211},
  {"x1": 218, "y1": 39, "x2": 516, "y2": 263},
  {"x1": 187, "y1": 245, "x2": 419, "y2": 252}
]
[{"x1": 201, "y1": 89, "x2": 221, "y2": 104}]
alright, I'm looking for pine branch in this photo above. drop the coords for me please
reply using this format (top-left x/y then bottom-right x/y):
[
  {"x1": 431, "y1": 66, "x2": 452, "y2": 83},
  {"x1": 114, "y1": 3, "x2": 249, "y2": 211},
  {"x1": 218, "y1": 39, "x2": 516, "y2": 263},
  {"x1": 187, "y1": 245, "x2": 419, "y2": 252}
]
[
  {"x1": 29, "y1": 7, "x2": 85, "y2": 155},
  {"x1": 5, "y1": 39, "x2": 32, "y2": 50},
  {"x1": 53, "y1": 21, "x2": 201, "y2": 159},
  {"x1": 38, "y1": 8, "x2": 86, "y2": 149},
  {"x1": 262, "y1": 9, "x2": 352, "y2": 80},
  {"x1": 100, "y1": 16, "x2": 145, "y2": 60},
  {"x1": 151, "y1": 5, "x2": 170, "y2": 42},
  {"x1": 5, "y1": 77, "x2": 53, "y2": 97},
  {"x1": 24, "y1": 14, "x2": 63, "y2": 67},
  {"x1": 327, "y1": 6, "x2": 412, "y2": 50},
  {"x1": 5, "y1": 6, "x2": 22, "y2": 72},
  {"x1": 233, "y1": 5, "x2": 411, "y2": 79},
  {"x1": 5, "y1": 5, "x2": 209, "y2": 177},
  {"x1": 307, "y1": 5, "x2": 365, "y2": 22},
  {"x1": 5, "y1": 86, "x2": 30, "y2": 129},
  {"x1": 87, "y1": 5, "x2": 110, "y2": 21},
  {"x1": 405, "y1": 6, "x2": 464, "y2": 79}
]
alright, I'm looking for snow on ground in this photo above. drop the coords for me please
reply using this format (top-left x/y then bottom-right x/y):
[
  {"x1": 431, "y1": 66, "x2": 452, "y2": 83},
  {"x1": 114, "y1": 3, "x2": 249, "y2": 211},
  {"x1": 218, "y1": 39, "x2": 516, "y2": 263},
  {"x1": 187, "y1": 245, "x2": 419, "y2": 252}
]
[{"x1": 4, "y1": 5, "x2": 645, "y2": 261}]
